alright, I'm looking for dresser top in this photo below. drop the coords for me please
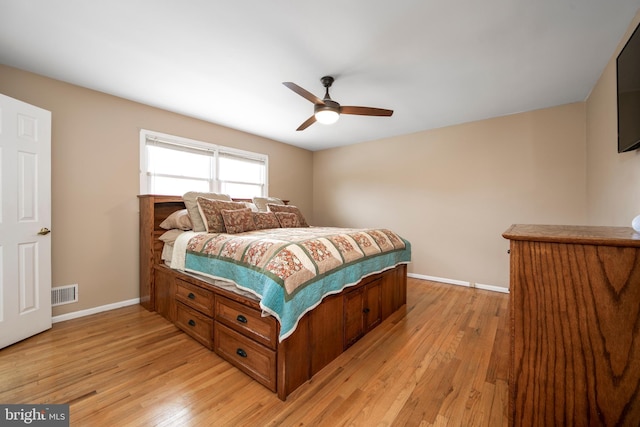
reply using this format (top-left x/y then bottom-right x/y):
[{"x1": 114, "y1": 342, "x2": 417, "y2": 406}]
[{"x1": 503, "y1": 224, "x2": 640, "y2": 247}]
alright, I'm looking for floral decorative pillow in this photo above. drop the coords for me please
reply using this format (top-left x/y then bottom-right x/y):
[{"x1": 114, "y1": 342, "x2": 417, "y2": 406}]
[
  {"x1": 220, "y1": 208, "x2": 256, "y2": 234},
  {"x1": 275, "y1": 212, "x2": 300, "y2": 228},
  {"x1": 252, "y1": 211, "x2": 280, "y2": 230},
  {"x1": 183, "y1": 191, "x2": 231, "y2": 231},
  {"x1": 196, "y1": 197, "x2": 247, "y2": 233},
  {"x1": 267, "y1": 204, "x2": 309, "y2": 227}
]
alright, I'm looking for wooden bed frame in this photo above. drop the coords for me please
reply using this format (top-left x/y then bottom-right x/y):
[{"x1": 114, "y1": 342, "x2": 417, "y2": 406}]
[{"x1": 138, "y1": 194, "x2": 408, "y2": 400}]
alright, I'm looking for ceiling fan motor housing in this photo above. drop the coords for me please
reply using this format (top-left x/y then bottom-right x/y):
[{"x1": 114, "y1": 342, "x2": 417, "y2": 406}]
[{"x1": 315, "y1": 99, "x2": 340, "y2": 114}]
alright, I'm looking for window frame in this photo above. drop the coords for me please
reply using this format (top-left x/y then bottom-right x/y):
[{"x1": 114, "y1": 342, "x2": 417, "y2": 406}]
[{"x1": 139, "y1": 129, "x2": 269, "y2": 197}]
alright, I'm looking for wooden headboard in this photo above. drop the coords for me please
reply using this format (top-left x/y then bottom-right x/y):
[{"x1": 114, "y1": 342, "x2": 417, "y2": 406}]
[{"x1": 138, "y1": 195, "x2": 185, "y2": 310}]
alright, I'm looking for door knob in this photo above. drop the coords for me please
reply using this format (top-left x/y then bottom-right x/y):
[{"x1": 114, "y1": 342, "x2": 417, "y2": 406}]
[{"x1": 37, "y1": 227, "x2": 51, "y2": 235}]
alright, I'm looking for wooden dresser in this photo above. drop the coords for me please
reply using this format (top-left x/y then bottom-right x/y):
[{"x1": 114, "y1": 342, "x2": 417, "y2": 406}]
[{"x1": 503, "y1": 224, "x2": 640, "y2": 426}]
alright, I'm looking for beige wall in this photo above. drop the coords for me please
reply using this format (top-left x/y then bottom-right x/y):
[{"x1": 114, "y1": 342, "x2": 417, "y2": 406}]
[
  {"x1": 0, "y1": 64, "x2": 313, "y2": 316},
  {"x1": 586, "y1": 11, "x2": 640, "y2": 226},
  {"x1": 313, "y1": 11, "x2": 640, "y2": 291},
  {"x1": 313, "y1": 103, "x2": 588, "y2": 289}
]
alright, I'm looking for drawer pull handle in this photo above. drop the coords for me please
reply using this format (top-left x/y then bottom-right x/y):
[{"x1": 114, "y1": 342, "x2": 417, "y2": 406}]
[
  {"x1": 188, "y1": 292, "x2": 196, "y2": 299},
  {"x1": 236, "y1": 348, "x2": 247, "y2": 358},
  {"x1": 188, "y1": 319, "x2": 196, "y2": 327},
  {"x1": 363, "y1": 307, "x2": 370, "y2": 314},
  {"x1": 236, "y1": 314, "x2": 248, "y2": 324}
]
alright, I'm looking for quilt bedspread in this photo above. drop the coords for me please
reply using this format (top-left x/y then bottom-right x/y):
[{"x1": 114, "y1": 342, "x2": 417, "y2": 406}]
[{"x1": 182, "y1": 227, "x2": 411, "y2": 341}]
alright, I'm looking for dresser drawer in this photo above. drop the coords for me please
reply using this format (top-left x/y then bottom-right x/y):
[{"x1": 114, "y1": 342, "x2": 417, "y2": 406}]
[
  {"x1": 214, "y1": 323, "x2": 276, "y2": 391},
  {"x1": 175, "y1": 279, "x2": 215, "y2": 317},
  {"x1": 215, "y1": 296, "x2": 277, "y2": 349},
  {"x1": 176, "y1": 302, "x2": 214, "y2": 350}
]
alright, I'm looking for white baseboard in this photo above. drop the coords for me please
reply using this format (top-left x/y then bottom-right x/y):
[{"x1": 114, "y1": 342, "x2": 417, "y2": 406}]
[
  {"x1": 409, "y1": 273, "x2": 470, "y2": 287},
  {"x1": 407, "y1": 273, "x2": 509, "y2": 294},
  {"x1": 52, "y1": 298, "x2": 140, "y2": 323},
  {"x1": 474, "y1": 282, "x2": 510, "y2": 294}
]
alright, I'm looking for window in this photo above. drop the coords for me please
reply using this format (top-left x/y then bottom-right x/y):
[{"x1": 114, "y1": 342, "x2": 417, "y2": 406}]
[{"x1": 140, "y1": 129, "x2": 268, "y2": 198}]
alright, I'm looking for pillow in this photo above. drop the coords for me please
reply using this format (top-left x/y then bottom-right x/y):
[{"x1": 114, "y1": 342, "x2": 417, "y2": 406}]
[
  {"x1": 252, "y1": 211, "x2": 280, "y2": 230},
  {"x1": 253, "y1": 196, "x2": 284, "y2": 212},
  {"x1": 183, "y1": 191, "x2": 231, "y2": 232},
  {"x1": 196, "y1": 197, "x2": 247, "y2": 233},
  {"x1": 159, "y1": 209, "x2": 192, "y2": 230},
  {"x1": 158, "y1": 229, "x2": 184, "y2": 244},
  {"x1": 220, "y1": 208, "x2": 256, "y2": 234},
  {"x1": 275, "y1": 212, "x2": 300, "y2": 228},
  {"x1": 267, "y1": 203, "x2": 309, "y2": 227},
  {"x1": 243, "y1": 202, "x2": 259, "y2": 212}
]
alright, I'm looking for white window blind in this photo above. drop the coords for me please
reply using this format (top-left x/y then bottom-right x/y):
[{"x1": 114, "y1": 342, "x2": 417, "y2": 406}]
[{"x1": 140, "y1": 129, "x2": 268, "y2": 197}]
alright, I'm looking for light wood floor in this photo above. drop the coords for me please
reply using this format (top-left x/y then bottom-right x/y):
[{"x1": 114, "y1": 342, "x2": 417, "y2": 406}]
[{"x1": 0, "y1": 279, "x2": 509, "y2": 426}]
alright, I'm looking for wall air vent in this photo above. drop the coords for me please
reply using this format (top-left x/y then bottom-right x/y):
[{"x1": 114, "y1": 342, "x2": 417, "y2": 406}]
[{"x1": 51, "y1": 284, "x2": 78, "y2": 306}]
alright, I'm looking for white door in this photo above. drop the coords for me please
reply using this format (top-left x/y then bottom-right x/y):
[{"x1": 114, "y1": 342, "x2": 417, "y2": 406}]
[{"x1": 0, "y1": 93, "x2": 52, "y2": 349}]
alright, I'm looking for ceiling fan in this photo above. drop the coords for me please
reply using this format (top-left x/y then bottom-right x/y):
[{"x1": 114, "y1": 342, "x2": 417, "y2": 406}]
[{"x1": 283, "y1": 76, "x2": 394, "y2": 131}]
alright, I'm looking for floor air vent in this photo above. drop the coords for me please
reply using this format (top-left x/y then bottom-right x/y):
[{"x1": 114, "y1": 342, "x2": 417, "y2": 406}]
[{"x1": 51, "y1": 284, "x2": 78, "y2": 306}]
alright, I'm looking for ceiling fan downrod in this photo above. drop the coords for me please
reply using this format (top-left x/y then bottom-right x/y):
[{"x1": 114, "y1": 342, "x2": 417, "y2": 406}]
[{"x1": 320, "y1": 76, "x2": 334, "y2": 100}]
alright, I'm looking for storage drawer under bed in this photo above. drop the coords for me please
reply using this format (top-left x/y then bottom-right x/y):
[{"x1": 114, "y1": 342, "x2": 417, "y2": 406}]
[
  {"x1": 214, "y1": 322, "x2": 277, "y2": 391},
  {"x1": 215, "y1": 295, "x2": 277, "y2": 349},
  {"x1": 176, "y1": 302, "x2": 214, "y2": 350},
  {"x1": 175, "y1": 278, "x2": 215, "y2": 317}
]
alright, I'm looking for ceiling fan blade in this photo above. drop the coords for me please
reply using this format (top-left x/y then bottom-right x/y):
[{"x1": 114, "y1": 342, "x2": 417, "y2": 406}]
[
  {"x1": 341, "y1": 106, "x2": 394, "y2": 117},
  {"x1": 296, "y1": 115, "x2": 317, "y2": 131},
  {"x1": 283, "y1": 82, "x2": 324, "y2": 105}
]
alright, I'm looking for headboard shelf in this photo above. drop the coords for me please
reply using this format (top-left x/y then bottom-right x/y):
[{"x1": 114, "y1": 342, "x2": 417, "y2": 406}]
[{"x1": 138, "y1": 195, "x2": 185, "y2": 309}]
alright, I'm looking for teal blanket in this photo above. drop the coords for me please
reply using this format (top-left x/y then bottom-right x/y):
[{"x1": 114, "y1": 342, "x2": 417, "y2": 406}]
[{"x1": 182, "y1": 227, "x2": 411, "y2": 341}]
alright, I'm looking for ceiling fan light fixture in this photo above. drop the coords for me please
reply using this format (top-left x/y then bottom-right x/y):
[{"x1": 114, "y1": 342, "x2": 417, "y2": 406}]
[{"x1": 315, "y1": 108, "x2": 340, "y2": 124}]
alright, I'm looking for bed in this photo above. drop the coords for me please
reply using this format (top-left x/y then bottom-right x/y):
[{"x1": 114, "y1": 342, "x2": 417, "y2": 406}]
[{"x1": 138, "y1": 194, "x2": 411, "y2": 400}]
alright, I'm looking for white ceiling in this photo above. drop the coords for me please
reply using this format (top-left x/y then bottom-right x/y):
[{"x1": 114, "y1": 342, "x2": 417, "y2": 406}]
[{"x1": 1, "y1": 1, "x2": 639, "y2": 151}]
